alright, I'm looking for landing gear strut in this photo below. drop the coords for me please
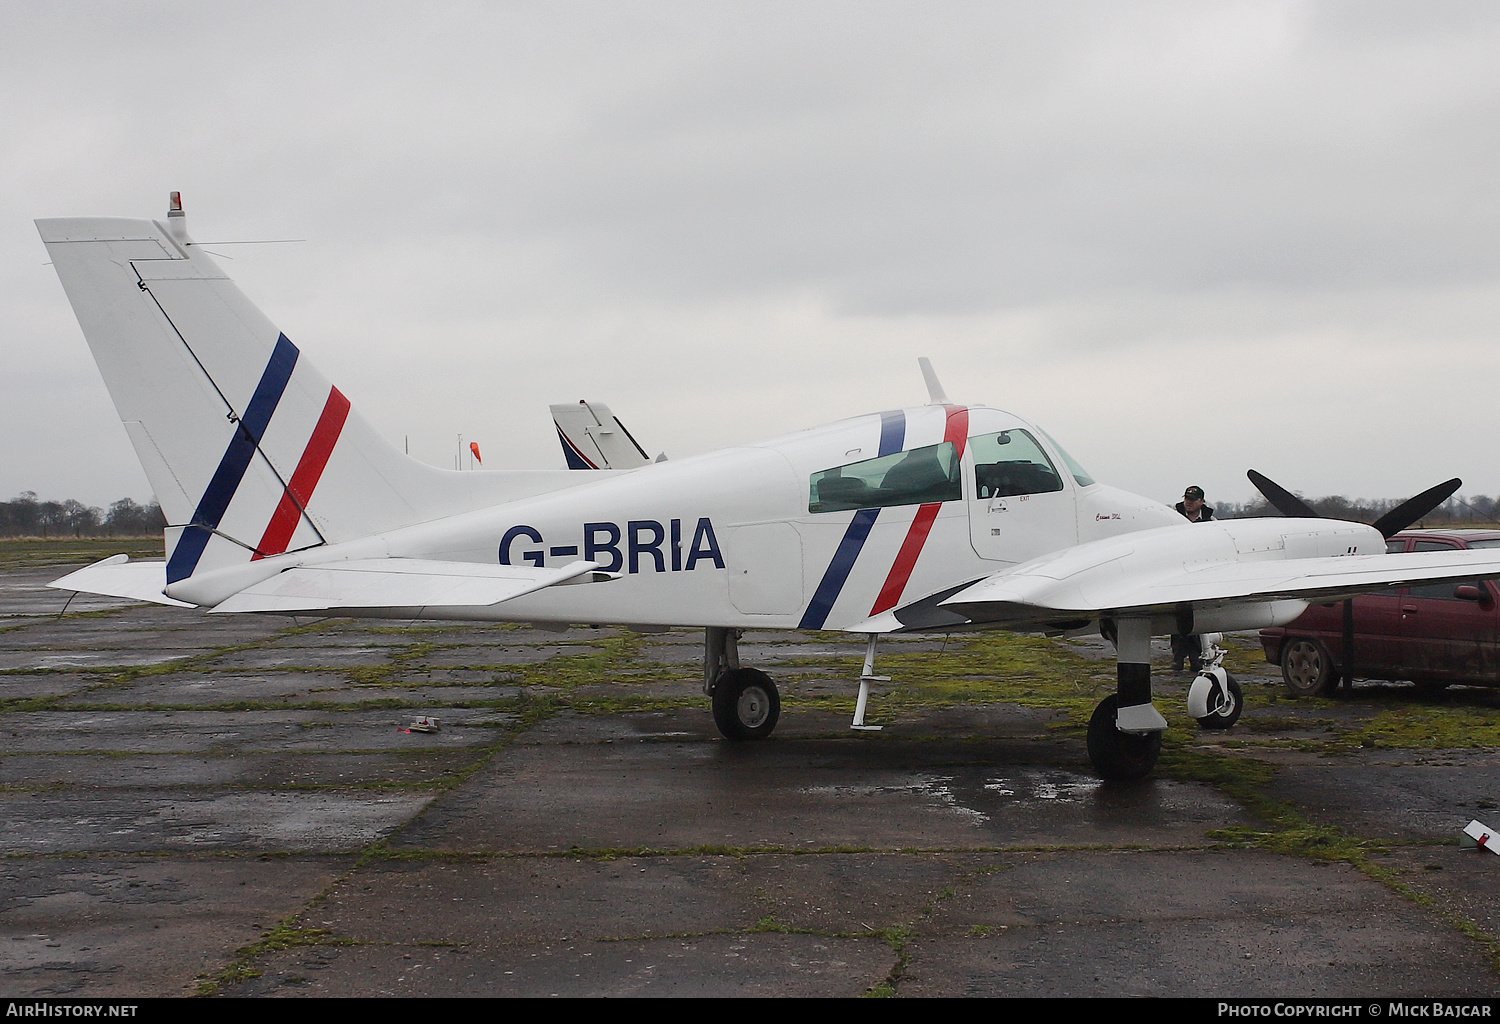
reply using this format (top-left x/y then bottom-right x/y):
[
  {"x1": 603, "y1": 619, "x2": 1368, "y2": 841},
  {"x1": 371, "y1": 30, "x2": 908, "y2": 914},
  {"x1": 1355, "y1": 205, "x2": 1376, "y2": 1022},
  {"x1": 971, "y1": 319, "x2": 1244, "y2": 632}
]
[
  {"x1": 1087, "y1": 617, "x2": 1166, "y2": 780},
  {"x1": 705, "y1": 627, "x2": 780, "y2": 740},
  {"x1": 852, "y1": 633, "x2": 887, "y2": 731}
]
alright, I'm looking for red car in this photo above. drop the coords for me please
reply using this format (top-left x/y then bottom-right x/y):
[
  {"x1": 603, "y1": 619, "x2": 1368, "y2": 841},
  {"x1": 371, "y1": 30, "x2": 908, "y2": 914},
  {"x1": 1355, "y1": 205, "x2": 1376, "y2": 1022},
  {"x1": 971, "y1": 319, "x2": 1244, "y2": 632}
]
[{"x1": 1260, "y1": 529, "x2": 1500, "y2": 695}]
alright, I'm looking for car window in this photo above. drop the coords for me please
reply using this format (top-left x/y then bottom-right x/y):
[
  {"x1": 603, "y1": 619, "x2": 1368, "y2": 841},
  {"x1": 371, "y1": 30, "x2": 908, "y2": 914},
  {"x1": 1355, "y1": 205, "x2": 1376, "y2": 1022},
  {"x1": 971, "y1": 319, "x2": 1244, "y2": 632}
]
[
  {"x1": 1406, "y1": 579, "x2": 1484, "y2": 601},
  {"x1": 1464, "y1": 539, "x2": 1500, "y2": 549},
  {"x1": 1407, "y1": 540, "x2": 1476, "y2": 599},
  {"x1": 1386, "y1": 540, "x2": 1407, "y2": 554}
]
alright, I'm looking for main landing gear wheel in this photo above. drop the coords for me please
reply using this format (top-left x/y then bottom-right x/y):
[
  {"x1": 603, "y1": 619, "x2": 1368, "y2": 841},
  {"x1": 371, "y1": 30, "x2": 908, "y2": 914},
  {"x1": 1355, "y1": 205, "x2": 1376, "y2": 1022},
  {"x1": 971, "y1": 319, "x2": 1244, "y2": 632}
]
[
  {"x1": 1281, "y1": 638, "x2": 1338, "y2": 697},
  {"x1": 1086, "y1": 694, "x2": 1162, "y2": 780},
  {"x1": 1192, "y1": 672, "x2": 1243, "y2": 730},
  {"x1": 712, "y1": 668, "x2": 781, "y2": 740}
]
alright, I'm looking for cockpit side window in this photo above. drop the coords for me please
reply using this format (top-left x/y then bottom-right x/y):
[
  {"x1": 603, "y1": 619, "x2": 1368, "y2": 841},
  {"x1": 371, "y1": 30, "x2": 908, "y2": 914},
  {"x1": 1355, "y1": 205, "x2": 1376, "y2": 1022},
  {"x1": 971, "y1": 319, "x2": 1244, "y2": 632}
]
[
  {"x1": 970, "y1": 429, "x2": 1064, "y2": 498},
  {"x1": 809, "y1": 441, "x2": 961, "y2": 513}
]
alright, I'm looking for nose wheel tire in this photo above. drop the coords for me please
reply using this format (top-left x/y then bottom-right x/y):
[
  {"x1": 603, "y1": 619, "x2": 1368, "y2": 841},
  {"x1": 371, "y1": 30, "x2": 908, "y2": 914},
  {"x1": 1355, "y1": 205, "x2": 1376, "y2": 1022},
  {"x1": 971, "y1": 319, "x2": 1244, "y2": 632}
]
[
  {"x1": 712, "y1": 668, "x2": 781, "y2": 740},
  {"x1": 1281, "y1": 638, "x2": 1338, "y2": 697},
  {"x1": 1086, "y1": 694, "x2": 1162, "y2": 780},
  {"x1": 1192, "y1": 673, "x2": 1242, "y2": 730}
]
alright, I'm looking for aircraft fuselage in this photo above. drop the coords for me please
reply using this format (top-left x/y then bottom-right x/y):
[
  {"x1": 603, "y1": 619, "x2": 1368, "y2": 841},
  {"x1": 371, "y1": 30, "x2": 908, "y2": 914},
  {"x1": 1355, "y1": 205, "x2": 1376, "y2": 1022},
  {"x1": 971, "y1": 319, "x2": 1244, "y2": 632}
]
[{"x1": 174, "y1": 403, "x2": 1182, "y2": 630}]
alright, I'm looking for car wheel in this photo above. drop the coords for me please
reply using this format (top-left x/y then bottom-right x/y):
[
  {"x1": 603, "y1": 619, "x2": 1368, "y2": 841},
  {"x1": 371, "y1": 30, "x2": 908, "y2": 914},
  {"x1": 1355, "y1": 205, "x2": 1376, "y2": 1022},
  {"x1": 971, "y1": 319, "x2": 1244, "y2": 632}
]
[{"x1": 1281, "y1": 638, "x2": 1337, "y2": 697}]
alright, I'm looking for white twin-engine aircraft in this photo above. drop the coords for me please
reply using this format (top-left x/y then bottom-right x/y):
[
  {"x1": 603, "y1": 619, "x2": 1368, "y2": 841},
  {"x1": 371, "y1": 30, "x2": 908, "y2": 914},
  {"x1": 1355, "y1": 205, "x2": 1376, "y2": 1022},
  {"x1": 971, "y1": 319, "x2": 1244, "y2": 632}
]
[{"x1": 37, "y1": 197, "x2": 1500, "y2": 780}]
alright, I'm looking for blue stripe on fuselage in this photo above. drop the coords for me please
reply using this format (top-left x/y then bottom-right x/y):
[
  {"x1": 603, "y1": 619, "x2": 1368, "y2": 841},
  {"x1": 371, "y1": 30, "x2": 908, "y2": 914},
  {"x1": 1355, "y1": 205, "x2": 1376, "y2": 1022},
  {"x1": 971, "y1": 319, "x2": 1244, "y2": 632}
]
[
  {"x1": 877, "y1": 408, "x2": 905, "y2": 458},
  {"x1": 796, "y1": 409, "x2": 907, "y2": 629},
  {"x1": 166, "y1": 334, "x2": 300, "y2": 584}
]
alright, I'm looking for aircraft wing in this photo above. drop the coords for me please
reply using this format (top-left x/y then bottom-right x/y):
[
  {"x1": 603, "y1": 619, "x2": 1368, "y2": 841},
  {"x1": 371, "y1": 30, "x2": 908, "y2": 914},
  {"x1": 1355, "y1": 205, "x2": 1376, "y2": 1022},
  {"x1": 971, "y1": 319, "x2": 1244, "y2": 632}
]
[
  {"x1": 940, "y1": 546, "x2": 1500, "y2": 629},
  {"x1": 844, "y1": 520, "x2": 1500, "y2": 634}
]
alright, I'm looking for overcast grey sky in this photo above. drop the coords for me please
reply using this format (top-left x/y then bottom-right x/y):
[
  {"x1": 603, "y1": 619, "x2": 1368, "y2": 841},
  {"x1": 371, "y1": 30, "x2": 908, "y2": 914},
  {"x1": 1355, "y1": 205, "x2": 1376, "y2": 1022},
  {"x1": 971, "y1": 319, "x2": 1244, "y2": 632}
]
[{"x1": 5, "y1": 1, "x2": 1500, "y2": 511}]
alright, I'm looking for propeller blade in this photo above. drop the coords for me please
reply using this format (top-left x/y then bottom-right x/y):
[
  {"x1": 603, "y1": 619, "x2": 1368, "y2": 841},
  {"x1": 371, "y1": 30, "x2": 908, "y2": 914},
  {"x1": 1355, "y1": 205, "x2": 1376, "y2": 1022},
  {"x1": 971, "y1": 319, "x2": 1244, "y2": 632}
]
[
  {"x1": 1247, "y1": 470, "x2": 1318, "y2": 519},
  {"x1": 1371, "y1": 478, "x2": 1462, "y2": 539}
]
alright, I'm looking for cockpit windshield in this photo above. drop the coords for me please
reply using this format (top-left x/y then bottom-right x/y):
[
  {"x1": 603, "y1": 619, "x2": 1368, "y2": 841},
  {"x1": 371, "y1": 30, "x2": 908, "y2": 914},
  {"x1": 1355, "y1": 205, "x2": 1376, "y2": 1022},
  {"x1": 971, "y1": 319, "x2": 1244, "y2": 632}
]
[
  {"x1": 969, "y1": 429, "x2": 1064, "y2": 498},
  {"x1": 1036, "y1": 427, "x2": 1096, "y2": 487}
]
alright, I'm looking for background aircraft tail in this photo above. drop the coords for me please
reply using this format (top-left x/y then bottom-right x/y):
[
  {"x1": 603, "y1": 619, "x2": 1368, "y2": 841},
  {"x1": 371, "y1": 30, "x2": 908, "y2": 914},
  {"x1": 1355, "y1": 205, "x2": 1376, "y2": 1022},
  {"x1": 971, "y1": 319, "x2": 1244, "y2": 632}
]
[
  {"x1": 551, "y1": 400, "x2": 654, "y2": 469},
  {"x1": 39, "y1": 202, "x2": 569, "y2": 584}
]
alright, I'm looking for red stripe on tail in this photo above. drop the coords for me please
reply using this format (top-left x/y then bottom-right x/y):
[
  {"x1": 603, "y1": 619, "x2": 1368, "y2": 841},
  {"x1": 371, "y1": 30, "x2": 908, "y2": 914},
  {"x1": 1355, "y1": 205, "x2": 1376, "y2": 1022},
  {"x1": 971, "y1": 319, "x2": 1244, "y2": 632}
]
[{"x1": 252, "y1": 387, "x2": 351, "y2": 559}]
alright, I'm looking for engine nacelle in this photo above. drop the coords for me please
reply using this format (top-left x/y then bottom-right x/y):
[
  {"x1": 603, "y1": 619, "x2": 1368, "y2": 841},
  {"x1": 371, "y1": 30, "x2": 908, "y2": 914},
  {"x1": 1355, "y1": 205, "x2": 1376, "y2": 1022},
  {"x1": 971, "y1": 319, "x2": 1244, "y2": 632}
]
[{"x1": 1189, "y1": 599, "x2": 1310, "y2": 633}]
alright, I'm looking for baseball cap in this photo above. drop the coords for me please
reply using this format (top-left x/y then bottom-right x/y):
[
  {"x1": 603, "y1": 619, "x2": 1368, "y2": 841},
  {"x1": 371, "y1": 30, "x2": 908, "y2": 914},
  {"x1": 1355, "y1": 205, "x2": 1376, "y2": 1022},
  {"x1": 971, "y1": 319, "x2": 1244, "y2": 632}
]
[{"x1": 1183, "y1": 486, "x2": 1205, "y2": 500}]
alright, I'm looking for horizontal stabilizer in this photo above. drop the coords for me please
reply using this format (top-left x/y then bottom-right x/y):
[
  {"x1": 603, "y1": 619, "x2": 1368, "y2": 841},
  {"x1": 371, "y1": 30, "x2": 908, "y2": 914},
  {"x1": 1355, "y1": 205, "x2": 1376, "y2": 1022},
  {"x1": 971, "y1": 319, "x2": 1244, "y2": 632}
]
[
  {"x1": 50, "y1": 556, "x2": 196, "y2": 608},
  {"x1": 208, "y1": 558, "x2": 615, "y2": 614}
]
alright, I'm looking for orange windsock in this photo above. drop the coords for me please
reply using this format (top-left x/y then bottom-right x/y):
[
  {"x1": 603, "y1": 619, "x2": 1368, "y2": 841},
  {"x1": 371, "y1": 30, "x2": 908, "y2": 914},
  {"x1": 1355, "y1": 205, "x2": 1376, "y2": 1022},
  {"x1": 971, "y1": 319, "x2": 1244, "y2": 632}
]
[{"x1": 469, "y1": 442, "x2": 482, "y2": 465}]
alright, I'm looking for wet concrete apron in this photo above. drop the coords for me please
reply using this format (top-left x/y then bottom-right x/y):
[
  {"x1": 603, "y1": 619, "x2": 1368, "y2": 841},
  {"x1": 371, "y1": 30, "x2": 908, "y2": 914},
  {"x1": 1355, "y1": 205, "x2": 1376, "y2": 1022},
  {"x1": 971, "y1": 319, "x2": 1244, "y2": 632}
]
[{"x1": 1, "y1": 565, "x2": 1497, "y2": 997}]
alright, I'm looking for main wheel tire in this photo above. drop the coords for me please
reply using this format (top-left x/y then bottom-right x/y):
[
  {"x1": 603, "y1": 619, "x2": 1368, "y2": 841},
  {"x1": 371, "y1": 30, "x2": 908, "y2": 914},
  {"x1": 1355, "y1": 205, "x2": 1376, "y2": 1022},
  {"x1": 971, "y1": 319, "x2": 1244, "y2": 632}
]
[
  {"x1": 1193, "y1": 673, "x2": 1243, "y2": 730},
  {"x1": 711, "y1": 668, "x2": 780, "y2": 740},
  {"x1": 1085, "y1": 694, "x2": 1162, "y2": 780},
  {"x1": 1281, "y1": 638, "x2": 1338, "y2": 697}
]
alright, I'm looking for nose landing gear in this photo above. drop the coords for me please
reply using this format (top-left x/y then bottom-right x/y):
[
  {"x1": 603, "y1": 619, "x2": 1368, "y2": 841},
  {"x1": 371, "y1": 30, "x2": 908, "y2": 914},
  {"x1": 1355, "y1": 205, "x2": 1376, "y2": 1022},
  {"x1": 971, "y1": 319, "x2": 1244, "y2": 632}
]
[{"x1": 1187, "y1": 634, "x2": 1242, "y2": 730}]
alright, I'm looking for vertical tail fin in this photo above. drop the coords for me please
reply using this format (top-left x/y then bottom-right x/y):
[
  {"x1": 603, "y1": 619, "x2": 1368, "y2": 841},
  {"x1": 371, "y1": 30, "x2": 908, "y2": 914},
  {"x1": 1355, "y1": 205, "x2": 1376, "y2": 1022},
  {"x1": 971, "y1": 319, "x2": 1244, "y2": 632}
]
[
  {"x1": 550, "y1": 400, "x2": 654, "y2": 470},
  {"x1": 38, "y1": 205, "x2": 570, "y2": 583}
]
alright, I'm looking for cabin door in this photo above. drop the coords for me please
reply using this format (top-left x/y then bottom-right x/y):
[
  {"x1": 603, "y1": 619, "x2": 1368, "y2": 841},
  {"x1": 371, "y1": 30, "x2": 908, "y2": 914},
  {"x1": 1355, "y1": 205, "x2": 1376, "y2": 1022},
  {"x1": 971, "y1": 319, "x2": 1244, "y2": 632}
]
[{"x1": 966, "y1": 428, "x2": 1077, "y2": 565}]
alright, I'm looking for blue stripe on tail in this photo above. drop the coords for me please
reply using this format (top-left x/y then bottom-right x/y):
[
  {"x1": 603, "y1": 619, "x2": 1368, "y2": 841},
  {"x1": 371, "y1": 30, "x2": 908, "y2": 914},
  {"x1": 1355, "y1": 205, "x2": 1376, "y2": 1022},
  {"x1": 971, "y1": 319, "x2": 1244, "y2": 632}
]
[{"x1": 166, "y1": 334, "x2": 299, "y2": 584}]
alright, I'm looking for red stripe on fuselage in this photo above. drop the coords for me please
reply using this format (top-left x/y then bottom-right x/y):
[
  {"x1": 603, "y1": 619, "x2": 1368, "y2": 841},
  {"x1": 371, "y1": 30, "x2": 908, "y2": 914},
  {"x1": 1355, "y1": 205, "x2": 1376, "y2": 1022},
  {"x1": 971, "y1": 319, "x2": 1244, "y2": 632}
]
[
  {"x1": 869, "y1": 406, "x2": 969, "y2": 615},
  {"x1": 252, "y1": 386, "x2": 351, "y2": 560}
]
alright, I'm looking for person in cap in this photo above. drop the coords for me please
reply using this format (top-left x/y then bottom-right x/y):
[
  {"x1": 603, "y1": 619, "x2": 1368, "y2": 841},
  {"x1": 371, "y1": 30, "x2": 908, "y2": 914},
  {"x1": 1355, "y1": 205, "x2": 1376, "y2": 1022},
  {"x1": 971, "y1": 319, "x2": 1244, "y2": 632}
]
[
  {"x1": 1176, "y1": 485, "x2": 1213, "y2": 523},
  {"x1": 1171, "y1": 486, "x2": 1215, "y2": 670}
]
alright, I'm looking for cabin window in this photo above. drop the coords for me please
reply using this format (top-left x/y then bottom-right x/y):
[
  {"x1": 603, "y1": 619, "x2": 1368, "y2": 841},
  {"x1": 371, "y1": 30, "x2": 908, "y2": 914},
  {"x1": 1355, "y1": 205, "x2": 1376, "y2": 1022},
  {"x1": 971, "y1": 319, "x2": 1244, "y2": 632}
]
[
  {"x1": 970, "y1": 430, "x2": 1064, "y2": 498},
  {"x1": 809, "y1": 441, "x2": 961, "y2": 513}
]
